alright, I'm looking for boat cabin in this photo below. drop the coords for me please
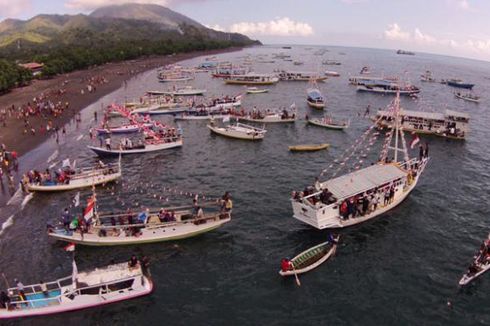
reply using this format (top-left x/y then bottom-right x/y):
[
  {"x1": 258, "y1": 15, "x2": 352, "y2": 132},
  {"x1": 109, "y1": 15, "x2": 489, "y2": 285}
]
[
  {"x1": 375, "y1": 109, "x2": 469, "y2": 139},
  {"x1": 291, "y1": 163, "x2": 411, "y2": 229}
]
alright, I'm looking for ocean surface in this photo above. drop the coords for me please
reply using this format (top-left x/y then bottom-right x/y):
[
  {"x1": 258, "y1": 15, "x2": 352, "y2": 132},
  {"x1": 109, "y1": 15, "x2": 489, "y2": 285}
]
[{"x1": 1, "y1": 45, "x2": 490, "y2": 325}]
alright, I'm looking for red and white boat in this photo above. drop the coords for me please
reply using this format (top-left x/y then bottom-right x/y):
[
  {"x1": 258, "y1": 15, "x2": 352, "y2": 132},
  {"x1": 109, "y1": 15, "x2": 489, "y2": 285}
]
[{"x1": 95, "y1": 123, "x2": 153, "y2": 135}]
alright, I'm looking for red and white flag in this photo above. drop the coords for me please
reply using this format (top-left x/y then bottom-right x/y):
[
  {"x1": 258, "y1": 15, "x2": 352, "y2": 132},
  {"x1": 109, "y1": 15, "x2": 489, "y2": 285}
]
[
  {"x1": 410, "y1": 132, "x2": 420, "y2": 149},
  {"x1": 64, "y1": 242, "x2": 76, "y2": 252},
  {"x1": 83, "y1": 196, "x2": 95, "y2": 221}
]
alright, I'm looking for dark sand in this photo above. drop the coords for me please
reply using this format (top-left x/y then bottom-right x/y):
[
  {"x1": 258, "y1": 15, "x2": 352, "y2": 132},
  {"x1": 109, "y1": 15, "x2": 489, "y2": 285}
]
[{"x1": 0, "y1": 48, "x2": 242, "y2": 156}]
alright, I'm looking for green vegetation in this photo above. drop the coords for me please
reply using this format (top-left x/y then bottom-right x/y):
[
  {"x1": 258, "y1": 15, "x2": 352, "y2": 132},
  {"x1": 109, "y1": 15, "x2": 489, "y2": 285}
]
[
  {"x1": 0, "y1": 59, "x2": 32, "y2": 94},
  {"x1": 0, "y1": 4, "x2": 260, "y2": 93}
]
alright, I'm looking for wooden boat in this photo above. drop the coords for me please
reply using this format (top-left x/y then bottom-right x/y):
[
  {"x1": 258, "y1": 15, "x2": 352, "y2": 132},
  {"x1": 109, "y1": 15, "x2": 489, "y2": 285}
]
[
  {"x1": 420, "y1": 71, "x2": 436, "y2": 82},
  {"x1": 175, "y1": 112, "x2": 230, "y2": 121},
  {"x1": 279, "y1": 236, "x2": 340, "y2": 276},
  {"x1": 0, "y1": 261, "x2": 152, "y2": 319},
  {"x1": 357, "y1": 84, "x2": 420, "y2": 96},
  {"x1": 132, "y1": 107, "x2": 190, "y2": 116},
  {"x1": 278, "y1": 71, "x2": 327, "y2": 82},
  {"x1": 322, "y1": 60, "x2": 341, "y2": 65},
  {"x1": 447, "y1": 79, "x2": 474, "y2": 89},
  {"x1": 460, "y1": 261, "x2": 490, "y2": 286},
  {"x1": 375, "y1": 109, "x2": 469, "y2": 140},
  {"x1": 207, "y1": 122, "x2": 266, "y2": 140},
  {"x1": 291, "y1": 92, "x2": 429, "y2": 229},
  {"x1": 48, "y1": 205, "x2": 232, "y2": 246},
  {"x1": 454, "y1": 92, "x2": 480, "y2": 103},
  {"x1": 237, "y1": 108, "x2": 297, "y2": 123},
  {"x1": 306, "y1": 88, "x2": 325, "y2": 109},
  {"x1": 24, "y1": 160, "x2": 121, "y2": 192},
  {"x1": 289, "y1": 144, "x2": 329, "y2": 152},
  {"x1": 148, "y1": 86, "x2": 206, "y2": 96},
  {"x1": 324, "y1": 70, "x2": 340, "y2": 77},
  {"x1": 95, "y1": 123, "x2": 153, "y2": 135},
  {"x1": 157, "y1": 72, "x2": 194, "y2": 82},
  {"x1": 246, "y1": 87, "x2": 269, "y2": 94},
  {"x1": 88, "y1": 138, "x2": 182, "y2": 157},
  {"x1": 224, "y1": 73, "x2": 279, "y2": 85},
  {"x1": 307, "y1": 117, "x2": 350, "y2": 130}
]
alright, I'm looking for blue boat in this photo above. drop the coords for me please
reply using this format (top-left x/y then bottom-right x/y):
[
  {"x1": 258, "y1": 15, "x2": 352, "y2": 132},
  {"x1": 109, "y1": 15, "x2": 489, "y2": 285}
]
[
  {"x1": 306, "y1": 88, "x2": 325, "y2": 109},
  {"x1": 447, "y1": 79, "x2": 474, "y2": 89}
]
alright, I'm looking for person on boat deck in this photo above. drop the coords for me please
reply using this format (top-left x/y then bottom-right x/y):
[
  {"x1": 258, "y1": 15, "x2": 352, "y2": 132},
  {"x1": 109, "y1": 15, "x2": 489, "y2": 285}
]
[
  {"x1": 138, "y1": 209, "x2": 150, "y2": 224},
  {"x1": 69, "y1": 216, "x2": 79, "y2": 231},
  {"x1": 14, "y1": 279, "x2": 26, "y2": 303},
  {"x1": 128, "y1": 255, "x2": 139, "y2": 269},
  {"x1": 105, "y1": 137, "x2": 111, "y2": 150},
  {"x1": 339, "y1": 200, "x2": 348, "y2": 220},
  {"x1": 424, "y1": 143, "x2": 429, "y2": 158},
  {"x1": 0, "y1": 291, "x2": 10, "y2": 309},
  {"x1": 61, "y1": 208, "x2": 71, "y2": 230},
  {"x1": 281, "y1": 258, "x2": 293, "y2": 272},
  {"x1": 314, "y1": 178, "x2": 321, "y2": 191},
  {"x1": 39, "y1": 281, "x2": 48, "y2": 297},
  {"x1": 327, "y1": 233, "x2": 338, "y2": 244}
]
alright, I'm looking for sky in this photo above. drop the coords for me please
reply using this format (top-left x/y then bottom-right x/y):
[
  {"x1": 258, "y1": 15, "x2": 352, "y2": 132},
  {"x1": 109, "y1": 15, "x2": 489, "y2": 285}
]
[{"x1": 1, "y1": 0, "x2": 490, "y2": 62}]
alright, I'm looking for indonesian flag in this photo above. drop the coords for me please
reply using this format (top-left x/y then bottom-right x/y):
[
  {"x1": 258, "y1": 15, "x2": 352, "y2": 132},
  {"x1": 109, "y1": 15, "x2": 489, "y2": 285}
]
[
  {"x1": 410, "y1": 132, "x2": 420, "y2": 149},
  {"x1": 83, "y1": 196, "x2": 95, "y2": 221},
  {"x1": 64, "y1": 242, "x2": 76, "y2": 252}
]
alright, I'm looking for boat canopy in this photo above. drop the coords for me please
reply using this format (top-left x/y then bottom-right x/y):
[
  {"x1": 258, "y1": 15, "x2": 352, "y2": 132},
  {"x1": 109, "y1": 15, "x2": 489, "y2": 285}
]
[
  {"x1": 320, "y1": 164, "x2": 406, "y2": 200},
  {"x1": 445, "y1": 109, "x2": 469, "y2": 121},
  {"x1": 378, "y1": 109, "x2": 445, "y2": 121},
  {"x1": 307, "y1": 89, "x2": 322, "y2": 99}
]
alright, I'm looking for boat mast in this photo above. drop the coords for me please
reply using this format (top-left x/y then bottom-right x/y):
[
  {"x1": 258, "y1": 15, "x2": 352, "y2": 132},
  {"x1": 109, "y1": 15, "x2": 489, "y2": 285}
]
[{"x1": 394, "y1": 91, "x2": 400, "y2": 162}]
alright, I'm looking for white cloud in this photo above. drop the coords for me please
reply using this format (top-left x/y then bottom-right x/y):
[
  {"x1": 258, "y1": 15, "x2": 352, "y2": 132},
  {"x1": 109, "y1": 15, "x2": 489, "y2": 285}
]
[
  {"x1": 414, "y1": 28, "x2": 436, "y2": 43},
  {"x1": 0, "y1": 0, "x2": 32, "y2": 17},
  {"x1": 205, "y1": 24, "x2": 225, "y2": 32},
  {"x1": 229, "y1": 17, "x2": 313, "y2": 37},
  {"x1": 384, "y1": 23, "x2": 410, "y2": 41}
]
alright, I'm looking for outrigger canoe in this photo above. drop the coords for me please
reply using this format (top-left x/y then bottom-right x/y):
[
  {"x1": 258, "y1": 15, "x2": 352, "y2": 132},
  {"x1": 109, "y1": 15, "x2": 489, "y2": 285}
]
[
  {"x1": 289, "y1": 144, "x2": 329, "y2": 152},
  {"x1": 279, "y1": 236, "x2": 340, "y2": 276}
]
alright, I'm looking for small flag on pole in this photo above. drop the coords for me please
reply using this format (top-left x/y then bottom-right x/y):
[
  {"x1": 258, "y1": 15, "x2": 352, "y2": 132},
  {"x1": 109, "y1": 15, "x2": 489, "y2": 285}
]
[
  {"x1": 64, "y1": 243, "x2": 76, "y2": 252},
  {"x1": 409, "y1": 132, "x2": 420, "y2": 149},
  {"x1": 72, "y1": 192, "x2": 80, "y2": 207}
]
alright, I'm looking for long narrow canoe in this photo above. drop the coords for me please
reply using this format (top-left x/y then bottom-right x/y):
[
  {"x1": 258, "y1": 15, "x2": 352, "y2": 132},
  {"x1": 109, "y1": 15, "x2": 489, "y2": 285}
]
[
  {"x1": 308, "y1": 118, "x2": 350, "y2": 130},
  {"x1": 279, "y1": 236, "x2": 340, "y2": 276},
  {"x1": 459, "y1": 260, "x2": 490, "y2": 286},
  {"x1": 289, "y1": 143, "x2": 329, "y2": 152}
]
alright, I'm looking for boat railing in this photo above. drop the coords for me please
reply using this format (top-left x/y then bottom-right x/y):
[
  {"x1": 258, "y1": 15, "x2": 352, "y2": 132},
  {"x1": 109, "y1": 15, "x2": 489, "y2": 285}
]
[{"x1": 93, "y1": 212, "x2": 230, "y2": 231}]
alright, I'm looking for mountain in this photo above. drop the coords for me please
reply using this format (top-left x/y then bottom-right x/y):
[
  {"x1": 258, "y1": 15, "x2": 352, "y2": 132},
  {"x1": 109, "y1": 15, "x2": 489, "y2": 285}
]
[
  {"x1": 90, "y1": 3, "x2": 203, "y2": 31},
  {"x1": 0, "y1": 3, "x2": 259, "y2": 49}
]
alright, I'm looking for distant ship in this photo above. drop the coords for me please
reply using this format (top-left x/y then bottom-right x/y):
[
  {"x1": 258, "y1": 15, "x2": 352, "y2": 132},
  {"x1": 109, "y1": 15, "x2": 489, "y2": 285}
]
[{"x1": 397, "y1": 49, "x2": 415, "y2": 55}]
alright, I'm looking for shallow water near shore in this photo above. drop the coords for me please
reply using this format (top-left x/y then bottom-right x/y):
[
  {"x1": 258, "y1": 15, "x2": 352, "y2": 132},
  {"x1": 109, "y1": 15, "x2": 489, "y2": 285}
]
[{"x1": 1, "y1": 45, "x2": 490, "y2": 325}]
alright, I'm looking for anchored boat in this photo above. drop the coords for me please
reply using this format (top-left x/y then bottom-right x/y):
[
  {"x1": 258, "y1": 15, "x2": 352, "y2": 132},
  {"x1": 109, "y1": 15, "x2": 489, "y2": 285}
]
[
  {"x1": 289, "y1": 144, "x2": 329, "y2": 152},
  {"x1": 207, "y1": 121, "x2": 266, "y2": 140},
  {"x1": 454, "y1": 92, "x2": 480, "y2": 103},
  {"x1": 23, "y1": 159, "x2": 121, "y2": 192},
  {"x1": 0, "y1": 261, "x2": 152, "y2": 319},
  {"x1": 307, "y1": 116, "x2": 349, "y2": 130},
  {"x1": 224, "y1": 73, "x2": 279, "y2": 85},
  {"x1": 306, "y1": 88, "x2": 325, "y2": 109},
  {"x1": 278, "y1": 71, "x2": 327, "y2": 82},
  {"x1": 291, "y1": 92, "x2": 429, "y2": 229},
  {"x1": 237, "y1": 106, "x2": 297, "y2": 123}
]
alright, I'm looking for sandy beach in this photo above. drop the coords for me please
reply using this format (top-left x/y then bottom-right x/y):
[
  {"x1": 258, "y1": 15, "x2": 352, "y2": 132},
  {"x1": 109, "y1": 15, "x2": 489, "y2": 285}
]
[{"x1": 0, "y1": 47, "x2": 242, "y2": 156}]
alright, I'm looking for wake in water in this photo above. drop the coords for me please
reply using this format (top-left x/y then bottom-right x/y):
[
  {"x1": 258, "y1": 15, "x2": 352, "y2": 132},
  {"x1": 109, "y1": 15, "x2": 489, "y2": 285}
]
[
  {"x1": 0, "y1": 215, "x2": 14, "y2": 237},
  {"x1": 47, "y1": 149, "x2": 59, "y2": 163},
  {"x1": 6, "y1": 187, "x2": 22, "y2": 206},
  {"x1": 21, "y1": 192, "x2": 34, "y2": 210}
]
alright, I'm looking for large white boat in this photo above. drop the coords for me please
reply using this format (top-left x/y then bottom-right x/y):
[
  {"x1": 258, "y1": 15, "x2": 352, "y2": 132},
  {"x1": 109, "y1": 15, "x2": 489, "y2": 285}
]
[
  {"x1": 157, "y1": 71, "x2": 194, "y2": 82},
  {"x1": 207, "y1": 121, "x2": 267, "y2": 140},
  {"x1": 0, "y1": 261, "x2": 152, "y2": 319},
  {"x1": 357, "y1": 84, "x2": 420, "y2": 96},
  {"x1": 48, "y1": 201, "x2": 232, "y2": 246},
  {"x1": 278, "y1": 71, "x2": 327, "y2": 82},
  {"x1": 23, "y1": 159, "x2": 121, "y2": 192},
  {"x1": 95, "y1": 123, "x2": 154, "y2": 135},
  {"x1": 148, "y1": 86, "x2": 207, "y2": 96},
  {"x1": 375, "y1": 109, "x2": 469, "y2": 140},
  {"x1": 88, "y1": 138, "x2": 182, "y2": 157},
  {"x1": 291, "y1": 93, "x2": 429, "y2": 229},
  {"x1": 236, "y1": 107, "x2": 297, "y2": 123},
  {"x1": 224, "y1": 73, "x2": 279, "y2": 85}
]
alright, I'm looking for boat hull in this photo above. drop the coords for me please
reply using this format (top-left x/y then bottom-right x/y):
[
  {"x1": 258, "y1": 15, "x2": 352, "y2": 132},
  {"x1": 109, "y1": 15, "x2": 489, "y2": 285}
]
[
  {"x1": 289, "y1": 144, "x2": 329, "y2": 152},
  {"x1": 308, "y1": 119, "x2": 348, "y2": 130},
  {"x1": 26, "y1": 172, "x2": 121, "y2": 192},
  {"x1": 87, "y1": 140, "x2": 182, "y2": 157},
  {"x1": 307, "y1": 100, "x2": 325, "y2": 109},
  {"x1": 48, "y1": 217, "x2": 230, "y2": 246},
  {"x1": 207, "y1": 125, "x2": 265, "y2": 140}
]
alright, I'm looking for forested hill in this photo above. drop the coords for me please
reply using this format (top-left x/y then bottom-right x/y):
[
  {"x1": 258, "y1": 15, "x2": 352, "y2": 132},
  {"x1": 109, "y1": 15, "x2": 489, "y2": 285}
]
[{"x1": 0, "y1": 3, "x2": 260, "y2": 93}]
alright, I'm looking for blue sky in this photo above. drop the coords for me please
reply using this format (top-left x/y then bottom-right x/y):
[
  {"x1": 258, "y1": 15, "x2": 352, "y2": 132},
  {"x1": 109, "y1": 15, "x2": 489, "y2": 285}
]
[{"x1": 1, "y1": 0, "x2": 490, "y2": 61}]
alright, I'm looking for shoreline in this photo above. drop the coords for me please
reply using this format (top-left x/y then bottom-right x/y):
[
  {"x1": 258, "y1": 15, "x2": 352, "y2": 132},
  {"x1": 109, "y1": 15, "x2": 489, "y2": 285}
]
[{"x1": 0, "y1": 47, "x2": 243, "y2": 157}]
